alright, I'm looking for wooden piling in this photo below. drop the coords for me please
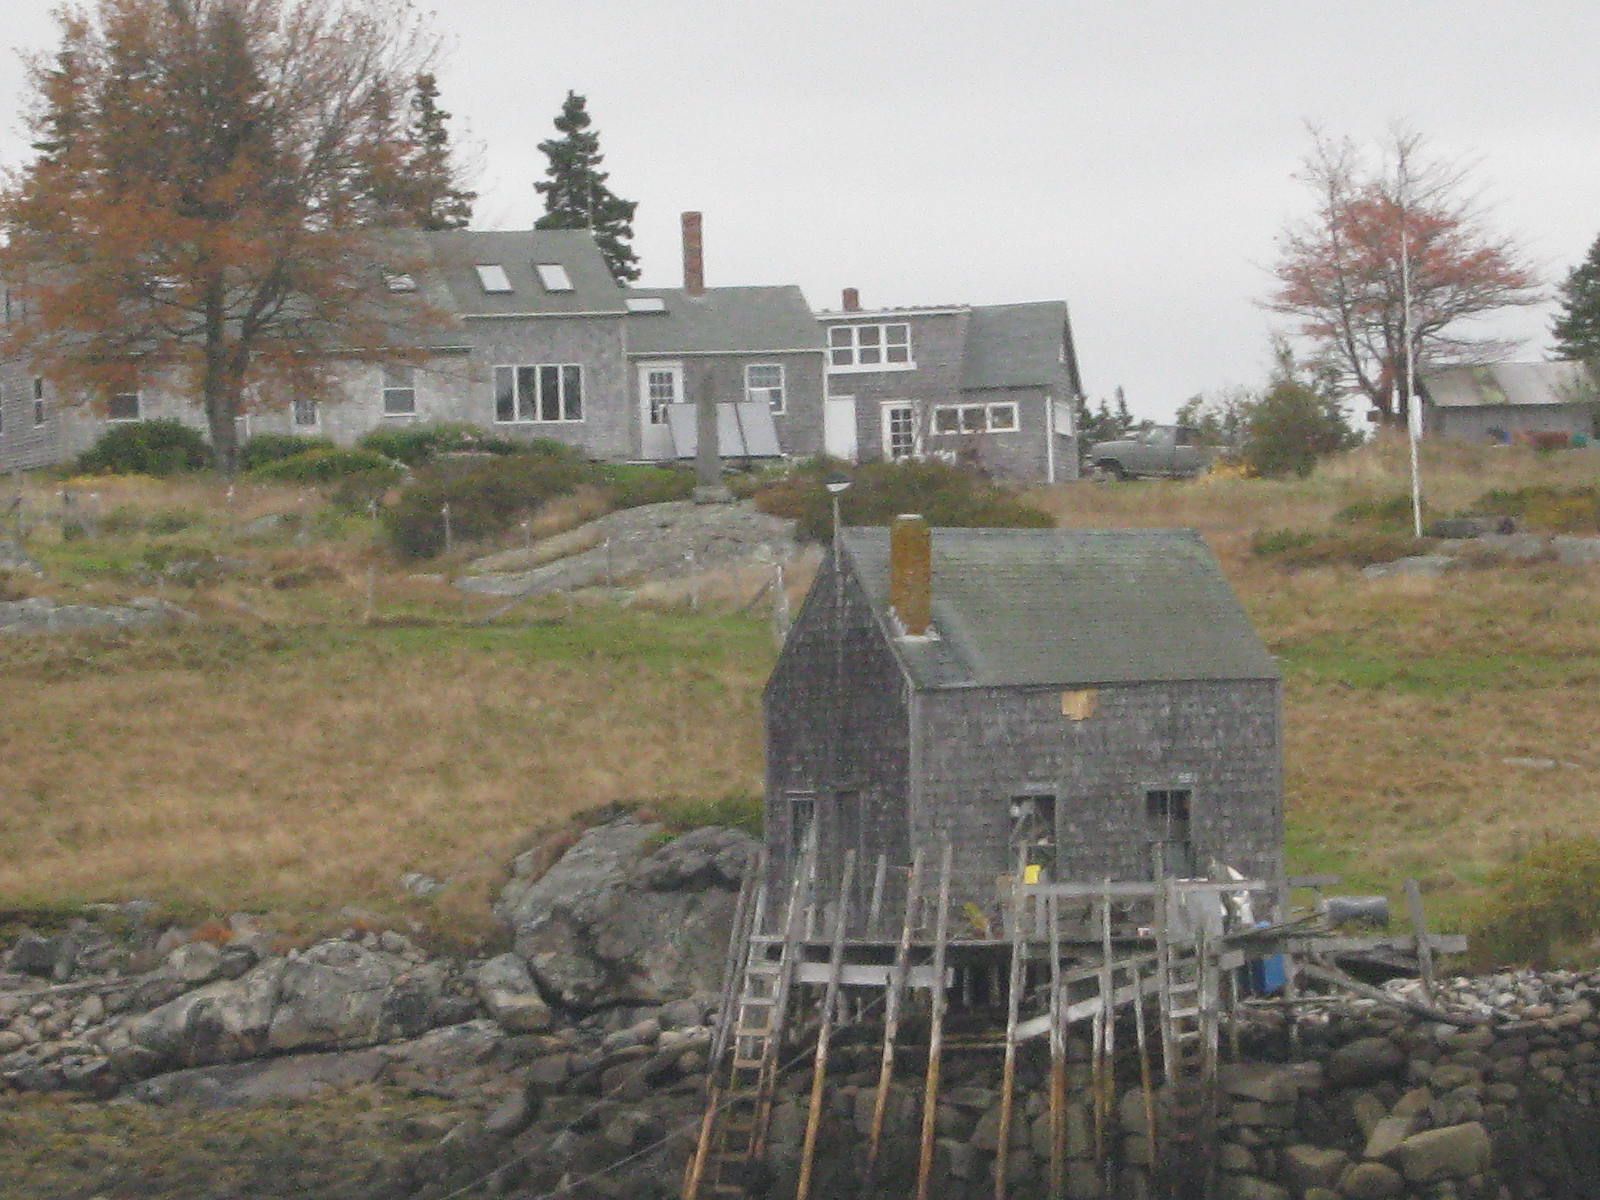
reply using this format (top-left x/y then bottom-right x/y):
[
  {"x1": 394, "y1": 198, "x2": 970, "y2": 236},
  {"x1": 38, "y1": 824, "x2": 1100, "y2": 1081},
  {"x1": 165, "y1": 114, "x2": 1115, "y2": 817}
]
[
  {"x1": 867, "y1": 853, "x2": 888, "y2": 936},
  {"x1": 1276, "y1": 877, "x2": 1301, "y2": 1055},
  {"x1": 796, "y1": 851, "x2": 856, "y2": 1200},
  {"x1": 914, "y1": 842, "x2": 954, "y2": 1200},
  {"x1": 1097, "y1": 882, "x2": 1116, "y2": 1196},
  {"x1": 993, "y1": 857, "x2": 1028, "y2": 1200},
  {"x1": 1405, "y1": 878, "x2": 1437, "y2": 1004},
  {"x1": 1048, "y1": 893, "x2": 1066, "y2": 1200},
  {"x1": 1132, "y1": 955, "x2": 1157, "y2": 1170},
  {"x1": 867, "y1": 850, "x2": 925, "y2": 1175}
]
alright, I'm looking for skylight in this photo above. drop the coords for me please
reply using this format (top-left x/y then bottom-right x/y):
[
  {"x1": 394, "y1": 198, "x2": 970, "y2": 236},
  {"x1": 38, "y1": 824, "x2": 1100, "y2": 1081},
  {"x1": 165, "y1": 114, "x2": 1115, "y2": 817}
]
[
  {"x1": 384, "y1": 271, "x2": 417, "y2": 293},
  {"x1": 474, "y1": 264, "x2": 513, "y2": 294},
  {"x1": 535, "y1": 263, "x2": 574, "y2": 292},
  {"x1": 625, "y1": 296, "x2": 667, "y2": 313}
]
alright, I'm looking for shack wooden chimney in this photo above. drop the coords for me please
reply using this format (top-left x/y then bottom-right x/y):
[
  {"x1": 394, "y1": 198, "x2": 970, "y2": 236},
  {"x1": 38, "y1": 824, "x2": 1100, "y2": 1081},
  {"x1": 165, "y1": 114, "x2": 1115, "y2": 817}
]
[
  {"x1": 842, "y1": 287, "x2": 861, "y2": 311},
  {"x1": 682, "y1": 211, "x2": 705, "y2": 296},
  {"x1": 889, "y1": 514, "x2": 932, "y2": 636}
]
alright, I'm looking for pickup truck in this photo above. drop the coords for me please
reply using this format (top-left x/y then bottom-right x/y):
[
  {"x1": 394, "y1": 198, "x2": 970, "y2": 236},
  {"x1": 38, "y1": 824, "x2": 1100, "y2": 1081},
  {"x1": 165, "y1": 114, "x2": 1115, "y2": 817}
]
[{"x1": 1086, "y1": 424, "x2": 1213, "y2": 480}]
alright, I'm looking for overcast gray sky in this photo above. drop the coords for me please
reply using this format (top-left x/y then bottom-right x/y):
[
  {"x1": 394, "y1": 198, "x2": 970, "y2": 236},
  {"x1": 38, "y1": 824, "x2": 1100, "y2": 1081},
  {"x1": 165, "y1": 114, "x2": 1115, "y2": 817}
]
[{"x1": 3, "y1": 1, "x2": 1596, "y2": 419}]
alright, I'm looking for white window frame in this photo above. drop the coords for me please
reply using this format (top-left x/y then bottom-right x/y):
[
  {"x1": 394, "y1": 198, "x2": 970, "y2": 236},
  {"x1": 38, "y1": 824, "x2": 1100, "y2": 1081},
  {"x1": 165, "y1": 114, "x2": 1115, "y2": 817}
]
[
  {"x1": 291, "y1": 396, "x2": 321, "y2": 431},
  {"x1": 32, "y1": 377, "x2": 45, "y2": 426},
  {"x1": 106, "y1": 391, "x2": 142, "y2": 422},
  {"x1": 745, "y1": 363, "x2": 785, "y2": 414},
  {"x1": 493, "y1": 363, "x2": 585, "y2": 424},
  {"x1": 474, "y1": 264, "x2": 513, "y2": 294},
  {"x1": 932, "y1": 401, "x2": 1020, "y2": 435},
  {"x1": 535, "y1": 263, "x2": 574, "y2": 292},
  {"x1": 881, "y1": 400, "x2": 919, "y2": 461},
  {"x1": 828, "y1": 322, "x2": 913, "y2": 372},
  {"x1": 643, "y1": 364, "x2": 683, "y2": 426},
  {"x1": 381, "y1": 365, "x2": 417, "y2": 417}
]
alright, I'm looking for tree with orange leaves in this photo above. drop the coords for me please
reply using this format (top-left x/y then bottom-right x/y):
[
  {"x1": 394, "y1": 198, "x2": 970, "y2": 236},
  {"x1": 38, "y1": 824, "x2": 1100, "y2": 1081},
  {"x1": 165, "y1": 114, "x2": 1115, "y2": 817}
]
[
  {"x1": 0, "y1": 0, "x2": 468, "y2": 471},
  {"x1": 1267, "y1": 127, "x2": 1540, "y2": 425}
]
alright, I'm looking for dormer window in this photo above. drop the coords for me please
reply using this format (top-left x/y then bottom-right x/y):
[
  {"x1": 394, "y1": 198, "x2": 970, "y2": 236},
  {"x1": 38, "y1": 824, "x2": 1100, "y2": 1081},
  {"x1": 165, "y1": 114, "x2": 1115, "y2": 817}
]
[
  {"x1": 384, "y1": 271, "x2": 417, "y2": 293},
  {"x1": 474, "y1": 264, "x2": 512, "y2": 294},
  {"x1": 626, "y1": 296, "x2": 666, "y2": 313},
  {"x1": 535, "y1": 263, "x2": 573, "y2": 292}
]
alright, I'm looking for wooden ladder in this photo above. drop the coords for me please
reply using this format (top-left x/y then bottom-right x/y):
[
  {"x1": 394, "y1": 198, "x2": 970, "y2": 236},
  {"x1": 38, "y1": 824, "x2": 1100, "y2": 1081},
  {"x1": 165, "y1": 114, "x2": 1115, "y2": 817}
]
[
  {"x1": 684, "y1": 836, "x2": 816, "y2": 1200},
  {"x1": 1155, "y1": 884, "x2": 1219, "y2": 1198}
]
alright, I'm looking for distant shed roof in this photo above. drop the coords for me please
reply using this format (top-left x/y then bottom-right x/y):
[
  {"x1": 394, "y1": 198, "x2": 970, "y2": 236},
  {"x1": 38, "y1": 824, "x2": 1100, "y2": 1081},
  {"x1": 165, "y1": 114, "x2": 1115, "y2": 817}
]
[
  {"x1": 960, "y1": 301, "x2": 1071, "y2": 390},
  {"x1": 1422, "y1": 361, "x2": 1599, "y2": 408},
  {"x1": 626, "y1": 285, "x2": 824, "y2": 355},
  {"x1": 840, "y1": 527, "x2": 1277, "y2": 689},
  {"x1": 423, "y1": 229, "x2": 626, "y2": 316}
]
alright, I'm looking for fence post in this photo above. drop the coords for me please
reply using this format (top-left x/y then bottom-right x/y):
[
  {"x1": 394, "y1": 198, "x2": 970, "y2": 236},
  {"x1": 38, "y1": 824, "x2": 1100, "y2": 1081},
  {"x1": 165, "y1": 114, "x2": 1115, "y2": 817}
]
[{"x1": 441, "y1": 502, "x2": 453, "y2": 554}]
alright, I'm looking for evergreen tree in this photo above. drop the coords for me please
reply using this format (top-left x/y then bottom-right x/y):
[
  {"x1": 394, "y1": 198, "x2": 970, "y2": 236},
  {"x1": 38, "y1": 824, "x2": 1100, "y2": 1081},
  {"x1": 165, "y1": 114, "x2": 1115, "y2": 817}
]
[
  {"x1": 1552, "y1": 233, "x2": 1600, "y2": 361},
  {"x1": 404, "y1": 73, "x2": 474, "y2": 231},
  {"x1": 533, "y1": 91, "x2": 639, "y2": 282}
]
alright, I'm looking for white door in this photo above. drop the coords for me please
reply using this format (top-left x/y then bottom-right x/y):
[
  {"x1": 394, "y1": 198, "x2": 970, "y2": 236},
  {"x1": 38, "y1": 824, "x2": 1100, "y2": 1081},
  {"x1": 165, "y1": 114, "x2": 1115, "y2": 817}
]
[
  {"x1": 824, "y1": 396, "x2": 858, "y2": 462},
  {"x1": 881, "y1": 401, "x2": 919, "y2": 461},
  {"x1": 637, "y1": 363, "x2": 683, "y2": 460}
]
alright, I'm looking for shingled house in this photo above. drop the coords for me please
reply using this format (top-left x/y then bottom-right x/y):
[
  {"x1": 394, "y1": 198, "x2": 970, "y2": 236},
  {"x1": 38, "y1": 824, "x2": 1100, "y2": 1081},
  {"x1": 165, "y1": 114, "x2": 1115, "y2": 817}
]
[{"x1": 764, "y1": 517, "x2": 1283, "y2": 916}]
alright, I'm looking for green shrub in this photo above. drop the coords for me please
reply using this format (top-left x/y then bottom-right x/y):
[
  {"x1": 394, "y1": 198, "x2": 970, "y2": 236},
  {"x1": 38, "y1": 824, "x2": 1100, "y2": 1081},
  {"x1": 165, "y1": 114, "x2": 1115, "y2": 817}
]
[
  {"x1": 240, "y1": 433, "x2": 335, "y2": 470},
  {"x1": 1242, "y1": 380, "x2": 1360, "y2": 478},
  {"x1": 1334, "y1": 493, "x2": 1416, "y2": 529},
  {"x1": 1468, "y1": 485, "x2": 1600, "y2": 533},
  {"x1": 78, "y1": 420, "x2": 210, "y2": 476},
  {"x1": 249, "y1": 448, "x2": 404, "y2": 485},
  {"x1": 1250, "y1": 528, "x2": 1439, "y2": 568},
  {"x1": 656, "y1": 793, "x2": 764, "y2": 838},
  {"x1": 1469, "y1": 837, "x2": 1600, "y2": 967},
  {"x1": 756, "y1": 459, "x2": 1054, "y2": 543},
  {"x1": 357, "y1": 423, "x2": 572, "y2": 467},
  {"x1": 100, "y1": 506, "x2": 200, "y2": 536},
  {"x1": 596, "y1": 464, "x2": 695, "y2": 509},
  {"x1": 382, "y1": 454, "x2": 597, "y2": 559}
]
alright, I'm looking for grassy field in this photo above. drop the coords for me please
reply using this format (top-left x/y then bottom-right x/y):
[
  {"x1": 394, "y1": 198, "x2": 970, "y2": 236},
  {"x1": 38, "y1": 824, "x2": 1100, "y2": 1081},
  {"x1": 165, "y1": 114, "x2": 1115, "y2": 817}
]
[{"x1": 3, "y1": 436, "x2": 1599, "y2": 946}]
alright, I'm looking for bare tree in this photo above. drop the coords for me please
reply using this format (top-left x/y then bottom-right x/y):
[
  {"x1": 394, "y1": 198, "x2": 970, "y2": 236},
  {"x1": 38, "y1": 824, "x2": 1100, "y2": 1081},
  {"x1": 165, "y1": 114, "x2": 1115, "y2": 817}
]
[{"x1": 1267, "y1": 126, "x2": 1541, "y2": 424}]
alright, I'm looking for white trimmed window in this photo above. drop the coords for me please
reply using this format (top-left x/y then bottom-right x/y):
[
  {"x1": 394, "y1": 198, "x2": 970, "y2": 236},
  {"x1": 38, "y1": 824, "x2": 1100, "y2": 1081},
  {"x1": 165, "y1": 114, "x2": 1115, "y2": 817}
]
[
  {"x1": 381, "y1": 365, "x2": 417, "y2": 416},
  {"x1": 932, "y1": 401, "x2": 1019, "y2": 435},
  {"x1": 32, "y1": 377, "x2": 45, "y2": 426},
  {"x1": 745, "y1": 364, "x2": 785, "y2": 414},
  {"x1": 828, "y1": 322, "x2": 912, "y2": 371},
  {"x1": 644, "y1": 367, "x2": 679, "y2": 425},
  {"x1": 494, "y1": 364, "x2": 584, "y2": 423},
  {"x1": 107, "y1": 391, "x2": 141, "y2": 422},
  {"x1": 292, "y1": 397, "x2": 320, "y2": 429}
]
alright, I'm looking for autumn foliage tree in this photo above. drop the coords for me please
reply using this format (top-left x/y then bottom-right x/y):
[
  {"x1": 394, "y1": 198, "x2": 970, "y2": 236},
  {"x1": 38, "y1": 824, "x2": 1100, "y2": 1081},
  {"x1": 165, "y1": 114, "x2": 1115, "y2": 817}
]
[
  {"x1": 0, "y1": 0, "x2": 469, "y2": 471},
  {"x1": 1267, "y1": 127, "x2": 1540, "y2": 424}
]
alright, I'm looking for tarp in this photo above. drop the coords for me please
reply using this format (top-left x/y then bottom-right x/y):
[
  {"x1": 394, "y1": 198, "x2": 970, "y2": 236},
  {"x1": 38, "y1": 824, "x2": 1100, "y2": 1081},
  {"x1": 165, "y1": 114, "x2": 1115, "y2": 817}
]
[{"x1": 665, "y1": 401, "x2": 782, "y2": 459}]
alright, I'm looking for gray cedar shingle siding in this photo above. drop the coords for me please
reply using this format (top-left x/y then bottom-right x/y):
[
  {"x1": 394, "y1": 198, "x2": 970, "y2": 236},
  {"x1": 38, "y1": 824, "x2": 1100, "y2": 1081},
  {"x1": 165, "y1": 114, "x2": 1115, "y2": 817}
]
[{"x1": 765, "y1": 526, "x2": 1284, "y2": 916}]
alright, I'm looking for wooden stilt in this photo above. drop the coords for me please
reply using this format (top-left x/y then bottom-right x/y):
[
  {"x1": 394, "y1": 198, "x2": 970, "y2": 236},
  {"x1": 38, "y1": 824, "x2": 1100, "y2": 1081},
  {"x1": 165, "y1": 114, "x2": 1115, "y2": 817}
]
[
  {"x1": 866, "y1": 850, "x2": 925, "y2": 1176},
  {"x1": 1226, "y1": 963, "x2": 1241, "y2": 1062},
  {"x1": 1091, "y1": 982, "x2": 1105, "y2": 1180},
  {"x1": 1098, "y1": 881, "x2": 1116, "y2": 1198},
  {"x1": 993, "y1": 855, "x2": 1028, "y2": 1200},
  {"x1": 1405, "y1": 878, "x2": 1437, "y2": 1005},
  {"x1": 914, "y1": 841, "x2": 954, "y2": 1200},
  {"x1": 1132, "y1": 955, "x2": 1157, "y2": 1171},
  {"x1": 867, "y1": 853, "x2": 889, "y2": 936},
  {"x1": 1276, "y1": 878, "x2": 1301, "y2": 1055},
  {"x1": 1048, "y1": 893, "x2": 1066, "y2": 1200},
  {"x1": 796, "y1": 851, "x2": 856, "y2": 1200}
]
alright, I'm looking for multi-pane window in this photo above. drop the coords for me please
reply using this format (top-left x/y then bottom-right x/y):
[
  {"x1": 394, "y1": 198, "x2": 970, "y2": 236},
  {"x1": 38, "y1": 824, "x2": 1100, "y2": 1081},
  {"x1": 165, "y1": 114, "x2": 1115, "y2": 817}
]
[
  {"x1": 32, "y1": 377, "x2": 44, "y2": 426},
  {"x1": 494, "y1": 364, "x2": 584, "y2": 423},
  {"x1": 107, "y1": 392, "x2": 141, "y2": 422},
  {"x1": 645, "y1": 368, "x2": 678, "y2": 425},
  {"x1": 828, "y1": 322, "x2": 911, "y2": 370},
  {"x1": 882, "y1": 402, "x2": 917, "y2": 461},
  {"x1": 381, "y1": 365, "x2": 417, "y2": 416},
  {"x1": 292, "y1": 397, "x2": 319, "y2": 429},
  {"x1": 932, "y1": 402, "x2": 1019, "y2": 434},
  {"x1": 745, "y1": 363, "x2": 785, "y2": 414}
]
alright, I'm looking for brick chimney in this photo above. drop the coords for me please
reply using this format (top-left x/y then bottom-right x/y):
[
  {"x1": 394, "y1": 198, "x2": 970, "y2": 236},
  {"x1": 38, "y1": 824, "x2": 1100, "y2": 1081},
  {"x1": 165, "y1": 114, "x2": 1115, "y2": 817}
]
[
  {"x1": 842, "y1": 287, "x2": 861, "y2": 311},
  {"x1": 681, "y1": 211, "x2": 705, "y2": 296},
  {"x1": 889, "y1": 514, "x2": 932, "y2": 636}
]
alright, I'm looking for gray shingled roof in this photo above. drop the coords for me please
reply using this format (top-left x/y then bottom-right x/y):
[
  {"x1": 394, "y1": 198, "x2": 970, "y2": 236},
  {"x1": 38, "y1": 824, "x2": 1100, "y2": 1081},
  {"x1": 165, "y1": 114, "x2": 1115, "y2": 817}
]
[
  {"x1": 961, "y1": 301, "x2": 1070, "y2": 390},
  {"x1": 625, "y1": 286, "x2": 824, "y2": 355},
  {"x1": 841, "y1": 527, "x2": 1277, "y2": 689},
  {"x1": 1422, "y1": 361, "x2": 1599, "y2": 408},
  {"x1": 422, "y1": 229, "x2": 626, "y2": 317}
]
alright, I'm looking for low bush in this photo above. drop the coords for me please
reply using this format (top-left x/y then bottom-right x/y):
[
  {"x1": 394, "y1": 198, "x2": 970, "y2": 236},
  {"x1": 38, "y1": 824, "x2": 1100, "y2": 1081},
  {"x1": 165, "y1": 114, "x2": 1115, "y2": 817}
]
[
  {"x1": 1467, "y1": 485, "x2": 1600, "y2": 533},
  {"x1": 357, "y1": 423, "x2": 568, "y2": 466},
  {"x1": 240, "y1": 434, "x2": 335, "y2": 471},
  {"x1": 1334, "y1": 493, "x2": 1415, "y2": 529},
  {"x1": 755, "y1": 459, "x2": 1054, "y2": 543},
  {"x1": 382, "y1": 454, "x2": 596, "y2": 559},
  {"x1": 78, "y1": 420, "x2": 210, "y2": 477},
  {"x1": 655, "y1": 793, "x2": 764, "y2": 838},
  {"x1": 249, "y1": 448, "x2": 404, "y2": 485},
  {"x1": 596, "y1": 464, "x2": 695, "y2": 509},
  {"x1": 1250, "y1": 527, "x2": 1439, "y2": 568},
  {"x1": 1469, "y1": 837, "x2": 1600, "y2": 968},
  {"x1": 99, "y1": 506, "x2": 201, "y2": 536}
]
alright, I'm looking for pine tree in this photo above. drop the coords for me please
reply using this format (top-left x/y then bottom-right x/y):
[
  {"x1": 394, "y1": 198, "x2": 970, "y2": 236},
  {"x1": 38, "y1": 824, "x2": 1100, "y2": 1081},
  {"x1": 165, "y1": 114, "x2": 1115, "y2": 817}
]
[
  {"x1": 405, "y1": 73, "x2": 474, "y2": 231},
  {"x1": 1552, "y1": 233, "x2": 1600, "y2": 361},
  {"x1": 533, "y1": 91, "x2": 639, "y2": 283}
]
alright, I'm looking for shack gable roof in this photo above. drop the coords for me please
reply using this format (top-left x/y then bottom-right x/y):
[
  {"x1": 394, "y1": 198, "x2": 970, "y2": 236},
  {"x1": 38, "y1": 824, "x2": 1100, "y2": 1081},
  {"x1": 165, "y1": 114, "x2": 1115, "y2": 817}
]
[
  {"x1": 960, "y1": 301, "x2": 1070, "y2": 391},
  {"x1": 626, "y1": 285, "x2": 824, "y2": 355},
  {"x1": 1422, "y1": 361, "x2": 1599, "y2": 409},
  {"x1": 423, "y1": 229, "x2": 627, "y2": 317},
  {"x1": 839, "y1": 527, "x2": 1278, "y2": 689}
]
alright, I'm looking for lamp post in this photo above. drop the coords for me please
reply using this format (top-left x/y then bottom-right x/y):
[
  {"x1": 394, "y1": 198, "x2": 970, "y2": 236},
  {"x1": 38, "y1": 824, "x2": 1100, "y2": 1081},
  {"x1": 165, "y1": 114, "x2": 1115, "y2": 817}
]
[{"x1": 825, "y1": 476, "x2": 851, "y2": 555}]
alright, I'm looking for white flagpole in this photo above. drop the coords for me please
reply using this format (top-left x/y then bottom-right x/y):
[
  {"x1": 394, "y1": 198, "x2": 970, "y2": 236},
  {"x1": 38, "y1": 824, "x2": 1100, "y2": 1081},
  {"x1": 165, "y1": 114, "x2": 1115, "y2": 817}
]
[{"x1": 1400, "y1": 180, "x2": 1424, "y2": 538}]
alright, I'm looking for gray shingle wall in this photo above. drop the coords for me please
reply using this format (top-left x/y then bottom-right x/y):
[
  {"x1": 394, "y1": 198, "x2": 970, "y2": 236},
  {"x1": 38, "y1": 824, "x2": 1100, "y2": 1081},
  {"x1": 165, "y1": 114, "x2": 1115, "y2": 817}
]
[
  {"x1": 824, "y1": 311, "x2": 970, "y2": 462},
  {"x1": 764, "y1": 553, "x2": 912, "y2": 911},
  {"x1": 0, "y1": 367, "x2": 63, "y2": 472},
  {"x1": 633, "y1": 350, "x2": 827, "y2": 460},
  {"x1": 1429, "y1": 402, "x2": 1595, "y2": 443},
  {"x1": 920, "y1": 385, "x2": 1071, "y2": 482},
  {"x1": 915, "y1": 679, "x2": 1283, "y2": 912}
]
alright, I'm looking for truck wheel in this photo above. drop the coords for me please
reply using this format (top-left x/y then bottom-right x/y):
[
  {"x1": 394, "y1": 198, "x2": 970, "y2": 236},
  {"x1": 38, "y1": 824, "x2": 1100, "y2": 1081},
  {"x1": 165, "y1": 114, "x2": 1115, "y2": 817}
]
[{"x1": 1093, "y1": 461, "x2": 1127, "y2": 481}]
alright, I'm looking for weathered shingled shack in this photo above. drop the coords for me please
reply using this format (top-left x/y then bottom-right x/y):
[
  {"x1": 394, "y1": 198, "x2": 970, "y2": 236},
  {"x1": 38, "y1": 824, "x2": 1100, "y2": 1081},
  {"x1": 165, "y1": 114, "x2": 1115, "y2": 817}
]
[{"x1": 764, "y1": 517, "x2": 1283, "y2": 918}]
